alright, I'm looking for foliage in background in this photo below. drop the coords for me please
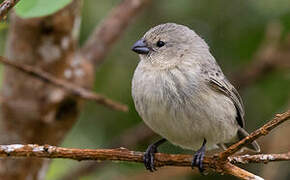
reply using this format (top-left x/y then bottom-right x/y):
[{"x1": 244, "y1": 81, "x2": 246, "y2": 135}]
[{"x1": 15, "y1": 0, "x2": 72, "y2": 18}]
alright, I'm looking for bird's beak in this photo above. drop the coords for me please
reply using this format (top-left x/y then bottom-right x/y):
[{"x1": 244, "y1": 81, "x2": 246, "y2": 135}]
[{"x1": 131, "y1": 39, "x2": 150, "y2": 55}]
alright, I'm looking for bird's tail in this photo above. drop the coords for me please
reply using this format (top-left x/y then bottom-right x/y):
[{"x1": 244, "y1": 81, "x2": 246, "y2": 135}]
[
  {"x1": 236, "y1": 128, "x2": 260, "y2": 152},
  {"x1": 219, "y1": 128, "x2": 260, "y2": 152}
]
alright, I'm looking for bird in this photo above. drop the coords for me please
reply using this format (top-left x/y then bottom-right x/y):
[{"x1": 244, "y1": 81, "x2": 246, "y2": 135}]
[{"x1": 131, "y1": 23, "x2": 260, "y2": 172}]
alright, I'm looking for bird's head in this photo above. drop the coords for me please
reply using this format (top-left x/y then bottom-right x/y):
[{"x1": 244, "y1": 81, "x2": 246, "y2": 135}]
[{"x1": 131, "y1": 23, "x2": 209, "y2": 68}]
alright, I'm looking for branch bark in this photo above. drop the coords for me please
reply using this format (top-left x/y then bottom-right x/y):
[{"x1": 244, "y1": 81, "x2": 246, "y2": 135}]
[
  {"x1": 0, "y1": 144, "x2": 289, "y2": 166},
  {"x1": 1, "y1": 110, "x2": 289, "y2": 180},
  {"x1": 0, "y1": 0, "x2": 20, "y2": 20}
]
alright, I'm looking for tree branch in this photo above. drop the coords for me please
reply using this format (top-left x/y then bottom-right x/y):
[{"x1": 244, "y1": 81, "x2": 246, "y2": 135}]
[
  {"x1": 0, "y1": 0, "x2": 20, "y2": 21},
  {"x1": 1, "y1": 110, "x2": 289, "y2": 180},
  {"x1": 0, "y1": 146, "x2": 288, "y2": 180},
  {"x1": 81, "y1": 0, "x2": 151, "y2": 67},
  {"x1": 219, "y1": 110, "x2": 290, "y2": 160},
  {"x1": 0, "y1": 144, "x2": 289, "y2": 166},
  {"x1": 0, "y1": 56, "x2": 128, "y2": 112}
]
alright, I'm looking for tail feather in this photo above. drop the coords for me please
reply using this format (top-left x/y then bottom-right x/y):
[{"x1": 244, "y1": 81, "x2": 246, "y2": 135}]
[
  {"x1": 237, "y1": 128, "x2": 260, "y2": 152},
  {"x1": 218, "y1": 128, "x2": 260, "y2": 152}
]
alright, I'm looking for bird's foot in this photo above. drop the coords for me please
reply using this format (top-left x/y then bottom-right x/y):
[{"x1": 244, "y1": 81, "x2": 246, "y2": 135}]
[
  {"x1": 191, "y1": 139, "x2": 207, "y2": 173},
  {"x1": 144, "y1": 143, "x2": 158, "y2": 172},
  {"x1": 143, "y1": 138, "x2": 166, "y2": 172}
]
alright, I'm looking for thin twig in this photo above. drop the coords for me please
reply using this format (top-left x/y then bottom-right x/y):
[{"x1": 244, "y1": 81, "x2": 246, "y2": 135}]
[
  {"x1": 219, "y1": 110, "x2": 290, "y2": 160},
  {"x1": 0, "y1": 56, "x2": 128, "y2": 112},
  {"x1": 0, "y1": 110, "x2": 289, "y2": 180},
  {"x1": 0, "y1": 0, "x2": 20, "y2": 21},
  {"x1": 81, "y1": 0, "x2": 152, "y2": 67}
]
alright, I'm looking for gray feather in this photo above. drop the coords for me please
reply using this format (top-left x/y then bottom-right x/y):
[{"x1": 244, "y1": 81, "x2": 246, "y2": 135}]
[{"x1": 208, "y1": 76, "x2": 245, "y2": 128}]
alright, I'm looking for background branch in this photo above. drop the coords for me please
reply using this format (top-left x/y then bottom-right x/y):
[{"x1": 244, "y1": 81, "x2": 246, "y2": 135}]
[{"x1": 0, "y1": 56, "x2": 127, "y2": 112}]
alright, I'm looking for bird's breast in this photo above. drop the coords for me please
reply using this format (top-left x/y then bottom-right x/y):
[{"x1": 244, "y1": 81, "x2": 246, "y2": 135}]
[
  {"x1": 132, "y1": 65, "x2": 204, "y2": 146},
  {"x1": 132, "y1": 65, "x2": 200, "y2": 116}
]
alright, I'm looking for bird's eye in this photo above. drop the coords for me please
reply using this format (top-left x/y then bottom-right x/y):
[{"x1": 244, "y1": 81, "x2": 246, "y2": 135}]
[{"x1": 156, "y1": 40, "x2": 165, "y2": 47}]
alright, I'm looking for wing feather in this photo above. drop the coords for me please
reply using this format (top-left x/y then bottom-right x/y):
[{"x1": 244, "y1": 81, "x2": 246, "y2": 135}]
[{"x1": 208, "y1": 77, "x2": 245, "y2": 128}]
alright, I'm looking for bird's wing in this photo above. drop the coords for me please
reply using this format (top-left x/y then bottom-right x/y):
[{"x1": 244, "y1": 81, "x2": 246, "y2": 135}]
[{"x1": 208, "y1": 76, "x2": 245, "y2": 128}]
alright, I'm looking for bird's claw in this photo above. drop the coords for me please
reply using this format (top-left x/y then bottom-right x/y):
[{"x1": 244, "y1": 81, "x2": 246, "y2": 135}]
[
  {"x1": 192, "y1": 148, "x2": 205, "y2": 172},
  {"x1": 191, "y1": 139, "x2": 206, "y2": 173},
  {"x1": 144, "y1": 144, "x2": 158, "y2": 172}
]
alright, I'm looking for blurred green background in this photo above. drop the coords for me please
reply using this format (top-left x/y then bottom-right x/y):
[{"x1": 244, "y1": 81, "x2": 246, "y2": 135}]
[{"x1": 1, "y1": 0, "x2": 290, "y2": 179}]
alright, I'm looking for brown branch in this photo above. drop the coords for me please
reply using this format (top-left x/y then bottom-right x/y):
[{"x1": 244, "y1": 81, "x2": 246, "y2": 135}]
[
  {"x1": 222, "y1": 163, "x2": 264, "y2": 180},
  {"x1": 0, "y1": 56, "x2": 128, "y2": 112},
  {"x1": 0, "y1": 144, "x2": 289, "y2": 180},
  {"x1": 219, "y1": 110, "x2": 290, "y2": 160},
  {"x1": 0, "y1": 144, "x2": 288, "y2": 166},
  {"x1": 1, "y1": 110, "x2": 289, "y2": 180},
  {"x1": 0, "y1": 0, "x2": 20, "y2": 21},
  {"x1": 81, "y1": 0, "x2": 151, "y2": 67}
]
